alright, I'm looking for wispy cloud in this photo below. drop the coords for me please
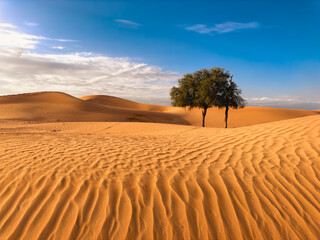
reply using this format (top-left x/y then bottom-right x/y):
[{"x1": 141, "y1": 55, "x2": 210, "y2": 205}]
[
  {"x1": 51, "y1": 46, "x2": 64, "y2": 50},
  {"x1": 0, "y1": 23, "x2": 77, "y2": 49},
  {"x1": 248, "y1": 96, "x2": 298, "y2": 102},
  {"x1": 186, "y1": 21, "x2": 259, "y2": 35},
  {"x1": 0, "y1": 23, "x2": 17, "y2": 29},
  {"x1": 50, "y1": 38, "x2": 77, "y2": 42},
  {"x1": 0, "y1": 22, "x2": 178, "y2": 104},
  {"x1": 0, "y1": 49, "x2": 179, "y2": 103},
  {"x1": 114, "y1": 19, "x2": 141, "y2": 29},
  {"x1": 0, "y1": 23, "x2": 45, "y2": 49},
  {"x1": 24, "y1": 21, "x2": 39, "y2": 27},
  {"x1": 246, "y1": 96, "x2": 320, "y2": 110}
]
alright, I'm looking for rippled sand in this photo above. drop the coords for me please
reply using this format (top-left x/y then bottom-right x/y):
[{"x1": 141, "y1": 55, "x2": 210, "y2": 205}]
[{"x1": 0, "y1": 114, "x2": 319, "y2": 239}]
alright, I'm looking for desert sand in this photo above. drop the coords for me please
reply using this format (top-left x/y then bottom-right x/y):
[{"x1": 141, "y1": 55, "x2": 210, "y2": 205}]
[{"x1": 0, "y1": 92, "x2": 319, "y2": 239}]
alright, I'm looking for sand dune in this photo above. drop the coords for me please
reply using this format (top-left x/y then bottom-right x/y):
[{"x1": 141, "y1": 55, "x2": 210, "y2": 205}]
[
  {"x1": 0, "y1": 92, "x2": 317, "y2": 128},
  {"x1": 80, "y1": 95, "x2": 169, "y2": 112},
  {"x1": 0, "y1": 114, "x2": 319, "y2": 239},
  {"x1": 178, "y1": 106, "x2": 319, "y2": 127},
  {"x1": 0, "y1": 92, "x2": 187, "y2": 125},
  {"x1": 82, "y1": 94, "x2": 318, "y2": 128}
]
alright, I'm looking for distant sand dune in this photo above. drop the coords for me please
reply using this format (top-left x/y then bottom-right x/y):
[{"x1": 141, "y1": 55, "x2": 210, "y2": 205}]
[
  {"x1": 80, "y1": 95, "x2": 169, "y2": 112},
  {"x1": 1, "y1": 91, "x2": 315, "y2": 128},
  {"x1": 76, "y1": 94, "x2": 320, "y2": 127},
  {"x1": 0, "y1": 92, "x2": 187, "y2": 125},
  {"x1": 0, "y1": 115, "x2": 319, "y2": 239}
]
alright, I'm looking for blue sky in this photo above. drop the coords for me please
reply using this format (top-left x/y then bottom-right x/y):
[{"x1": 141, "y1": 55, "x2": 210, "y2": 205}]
[{"x1": 0, "y1": 0, "x2": 319, "y2": 109}]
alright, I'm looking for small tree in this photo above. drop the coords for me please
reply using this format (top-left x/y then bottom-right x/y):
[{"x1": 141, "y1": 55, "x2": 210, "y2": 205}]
[
  {"x1": 219, "y1": 76, "x2": 246, "y2": 128},
  {"x1": 170, "y1": 67, "x2": 230, "y2": 127}
]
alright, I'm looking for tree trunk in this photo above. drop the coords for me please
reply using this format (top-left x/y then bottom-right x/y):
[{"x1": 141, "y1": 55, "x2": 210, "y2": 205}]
[
  {"x1": 202, "y1": 107, "x2": 207, "y2": 127},
  {"x1": 225, "y1": 106, "x2": 229, "y2": 128}
]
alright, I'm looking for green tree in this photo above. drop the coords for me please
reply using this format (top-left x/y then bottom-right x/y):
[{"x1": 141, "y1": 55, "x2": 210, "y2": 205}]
[
  {"x1": 219, "y1": 76, "x2": 246, "y2": 128},
  {"x1": 170, "y1": 67, "x2": 230, "y2": 127}
]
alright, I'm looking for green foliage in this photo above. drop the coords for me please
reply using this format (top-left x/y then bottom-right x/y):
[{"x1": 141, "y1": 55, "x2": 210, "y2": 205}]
[
  {"x1": 219, "y1": 77, "x2": 246, "y2": 109},
  {"x1": 170, "y1": 67, "x2": 246, "y2": 127},
  {"x1": 170, "y1": 67, "x2": 230, "y2": 109}
]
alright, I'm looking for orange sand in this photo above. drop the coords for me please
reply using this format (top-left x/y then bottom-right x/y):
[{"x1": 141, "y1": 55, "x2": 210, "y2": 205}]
[{"x1": 0, "y1": 92, "x2": 319, "y2": 239}]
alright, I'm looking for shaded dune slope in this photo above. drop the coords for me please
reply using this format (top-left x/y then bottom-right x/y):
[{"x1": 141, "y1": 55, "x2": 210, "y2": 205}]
[
  {"x1": 0, "y1": 92, "x2": 187, "y2": 125},
  {"x1": 81, "y1": 94, "x2": 319, "y2": 127},
  {"x1": 0, "y1": 115, "x2": 319, "y2": 239}
]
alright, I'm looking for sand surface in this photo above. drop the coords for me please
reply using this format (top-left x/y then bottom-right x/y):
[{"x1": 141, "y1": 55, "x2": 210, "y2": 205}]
[{"x1": 0, "y1": 92, "x2": 320, "y2": 239}]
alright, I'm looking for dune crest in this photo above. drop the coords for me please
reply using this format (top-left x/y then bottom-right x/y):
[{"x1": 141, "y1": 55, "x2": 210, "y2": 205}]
[
  {"x1": 0, "y1": 115, "x2": 319, "y2": 239},
  {"x1": 80, "y1": 95, "x2": 169, "y2": 112}
]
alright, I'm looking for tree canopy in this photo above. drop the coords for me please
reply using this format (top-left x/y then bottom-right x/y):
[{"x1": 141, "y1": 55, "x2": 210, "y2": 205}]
[{"x1": 170, "y1": 67, "x2": 246, "y2": 127}]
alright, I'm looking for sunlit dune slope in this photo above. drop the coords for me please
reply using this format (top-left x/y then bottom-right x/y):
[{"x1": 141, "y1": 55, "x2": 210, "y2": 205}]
[
  {"x1": 0, "y1": 92, "x2": 187, "y2": 125},
  {"x1": 0, "y1": 115, "x2": 319, "y2": 239},
  {"x1": 81, "y1": 94, "x2": 319, "y2": 127}
]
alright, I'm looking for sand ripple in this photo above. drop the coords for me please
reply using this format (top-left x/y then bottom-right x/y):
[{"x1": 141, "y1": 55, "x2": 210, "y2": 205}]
[{"x1": 0, "y1": 116, "x2": 319, "y2": 239}]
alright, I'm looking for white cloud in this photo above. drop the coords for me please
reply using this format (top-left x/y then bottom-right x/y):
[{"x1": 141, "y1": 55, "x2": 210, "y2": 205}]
[
  {"x1": 0, "y1": 26, "x2": 45, "y2": 49},
  {"x1": 51, "y1": 46, "x2": 64, "y2": 50},
  {"x1": 246, "y1": 96, "x2": 320, "y2": 110},
  {"x1": 0, "y1": 49, "x2": 179, "y2": 102},
  {"x1": 248, "y1": 96, "x2": 298, "y2": 102},
  {"x1": 50, "y1": 38, "x2": 77, "y2": 42},
  {"x1": 114, "y1": 19, "x2": 141, "y2": 29},
  {"x1": 24, "y1": 21, "x2": 39, "y2": 27},
  {"x1": 0, "y1": 23, "x2": 17, "y2": 28},
  {"x1": 0, "y1": 23, "x2": 76, "y2": 49},
  {"x1": 186, "y1": 21, "x2": 259, "y2": 35},
  {"x1": 0, "y1": 23, "x2": 178, "y2": 103}
]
